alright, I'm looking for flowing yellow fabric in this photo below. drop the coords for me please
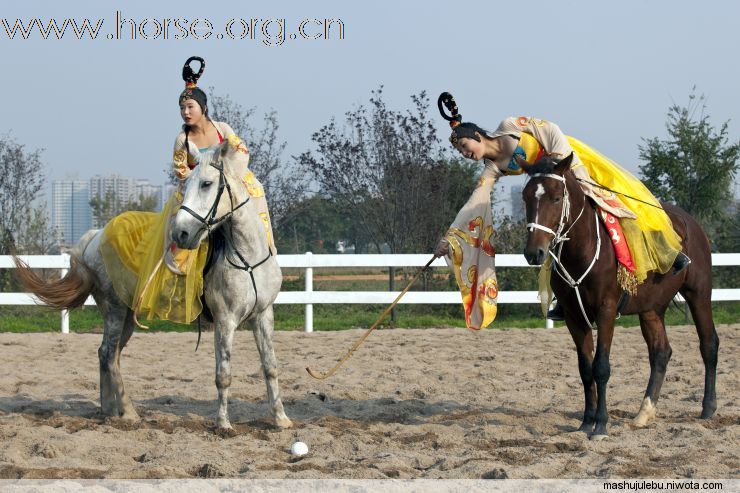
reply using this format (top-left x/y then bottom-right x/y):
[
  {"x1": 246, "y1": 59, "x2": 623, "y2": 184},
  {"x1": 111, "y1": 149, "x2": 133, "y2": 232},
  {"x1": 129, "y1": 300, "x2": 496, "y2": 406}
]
[
  {"x1": 566, "y1": 136, "x2": 682, "y2": 283},
  {"x1": 444, "y1": 164, "x2": 501, "y2": 330},
  {"x1": 99, "y1": 191, "x2": 209, "y2": 324}
]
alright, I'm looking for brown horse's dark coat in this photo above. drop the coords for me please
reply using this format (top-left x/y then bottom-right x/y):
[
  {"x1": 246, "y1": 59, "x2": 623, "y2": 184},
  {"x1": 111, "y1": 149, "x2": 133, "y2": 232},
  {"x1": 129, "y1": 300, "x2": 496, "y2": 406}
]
[{"x1": 521, "y1": 154, "x2": 718, "y2": 438}]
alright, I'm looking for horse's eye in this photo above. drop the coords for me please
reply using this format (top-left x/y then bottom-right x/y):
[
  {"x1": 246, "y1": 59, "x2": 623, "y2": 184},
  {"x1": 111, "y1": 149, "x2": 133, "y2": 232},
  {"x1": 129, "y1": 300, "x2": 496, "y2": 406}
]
[
  {"x1": 201, "y1": 181, "x2": 213, "y2": 189},
  {"x1": 553, "y1": 197, "x2": 561, "y2": 203}
]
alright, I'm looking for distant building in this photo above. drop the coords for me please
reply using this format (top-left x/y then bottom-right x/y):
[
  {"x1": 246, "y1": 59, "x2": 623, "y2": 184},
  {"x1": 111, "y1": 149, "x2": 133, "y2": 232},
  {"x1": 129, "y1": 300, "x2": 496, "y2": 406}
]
[
  {"x1": 51, "y1": 174, "x2": 169, "y2": 245},
  {"x1": 52, "y1": 180, "x2": 92, "y2": 246},
  {"x1": 510, "y1": 185, "x2": 525, "y2": 222}
]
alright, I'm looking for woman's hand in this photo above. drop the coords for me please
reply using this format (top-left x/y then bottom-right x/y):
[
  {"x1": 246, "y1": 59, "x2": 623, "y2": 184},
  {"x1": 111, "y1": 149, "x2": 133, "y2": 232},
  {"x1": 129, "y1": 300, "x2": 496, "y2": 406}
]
[{"x1": 433, "y1": 237, "x2": 450, "y2": 258}]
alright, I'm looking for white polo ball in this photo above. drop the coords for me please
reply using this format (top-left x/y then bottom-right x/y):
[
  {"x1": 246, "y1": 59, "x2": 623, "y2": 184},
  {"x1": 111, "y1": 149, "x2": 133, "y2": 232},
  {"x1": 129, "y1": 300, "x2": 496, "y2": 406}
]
[{"x1": 291, "y1": 441, "x2": 309, "y2": 456}]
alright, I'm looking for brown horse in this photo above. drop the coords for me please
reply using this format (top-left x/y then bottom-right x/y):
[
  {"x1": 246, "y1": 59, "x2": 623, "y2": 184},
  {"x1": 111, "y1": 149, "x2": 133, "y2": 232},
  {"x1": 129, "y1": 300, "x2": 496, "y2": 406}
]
[{"x1": 520, "y1": 153, "x2": 718, "y2": 440}]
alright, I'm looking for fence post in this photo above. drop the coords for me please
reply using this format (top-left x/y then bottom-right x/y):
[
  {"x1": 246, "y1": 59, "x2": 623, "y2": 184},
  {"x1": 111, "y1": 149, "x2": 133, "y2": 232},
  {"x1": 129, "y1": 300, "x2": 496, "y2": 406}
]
[
  {"x1": 305, "y1": 251, "x2": 313, "y2": 333},
  {"x1": 389, "y1": 266, "x2": 396, "y2": 324},
  {"x1": 60, "y1": 253, "x2": 70, "y2": 334}
]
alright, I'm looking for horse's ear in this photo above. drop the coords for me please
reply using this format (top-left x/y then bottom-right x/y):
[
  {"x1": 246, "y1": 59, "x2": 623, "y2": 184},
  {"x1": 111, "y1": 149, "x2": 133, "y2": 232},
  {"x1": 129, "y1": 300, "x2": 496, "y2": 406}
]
[
  {"x1": 554, "y1": 152, "x2": 574, "y2": 174},
  {"x1": 218, "y1": 139, "x2": 231, "y2": 158}
]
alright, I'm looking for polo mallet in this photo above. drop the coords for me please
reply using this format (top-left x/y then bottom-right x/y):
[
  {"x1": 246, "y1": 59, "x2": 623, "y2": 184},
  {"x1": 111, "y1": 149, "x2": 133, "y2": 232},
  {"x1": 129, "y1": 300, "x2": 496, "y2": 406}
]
[{"x1": 305, "y1": 255, "x2": 437, "y2": 380}]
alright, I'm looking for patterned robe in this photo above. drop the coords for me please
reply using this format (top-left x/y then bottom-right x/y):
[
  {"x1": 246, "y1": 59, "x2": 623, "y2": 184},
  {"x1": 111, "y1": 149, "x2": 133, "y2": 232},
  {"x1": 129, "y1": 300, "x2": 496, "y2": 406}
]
[{"x1": 444, "y1": 117, "x2": 682, "y2": 328}]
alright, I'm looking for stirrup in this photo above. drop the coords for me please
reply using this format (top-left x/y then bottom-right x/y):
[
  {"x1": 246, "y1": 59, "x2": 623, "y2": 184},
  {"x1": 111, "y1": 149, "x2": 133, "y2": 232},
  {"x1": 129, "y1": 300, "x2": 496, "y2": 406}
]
[{"x1": 673, "y1": 252, "x2": 691, "y2": 274}]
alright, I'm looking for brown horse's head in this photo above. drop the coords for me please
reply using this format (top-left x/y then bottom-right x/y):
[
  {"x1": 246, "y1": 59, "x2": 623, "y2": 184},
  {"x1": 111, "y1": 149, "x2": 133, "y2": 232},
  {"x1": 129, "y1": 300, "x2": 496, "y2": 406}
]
[{"x1": 519, "y1": 153, "x2": 574, "y2": 265}]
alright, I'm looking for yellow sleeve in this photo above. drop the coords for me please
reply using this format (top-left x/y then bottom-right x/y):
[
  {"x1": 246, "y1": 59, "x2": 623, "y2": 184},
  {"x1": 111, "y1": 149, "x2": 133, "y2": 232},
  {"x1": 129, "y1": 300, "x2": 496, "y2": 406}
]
[{"x1": 172, "y1": 132, "x2": 192, "y2": 180}]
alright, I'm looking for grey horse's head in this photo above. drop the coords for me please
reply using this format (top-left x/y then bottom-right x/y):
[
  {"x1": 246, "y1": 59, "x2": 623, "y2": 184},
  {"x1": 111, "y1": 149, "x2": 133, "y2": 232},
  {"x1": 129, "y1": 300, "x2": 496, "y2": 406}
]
[{"x1": 172, "y1": 139, "x2": 249, "y2": 249}]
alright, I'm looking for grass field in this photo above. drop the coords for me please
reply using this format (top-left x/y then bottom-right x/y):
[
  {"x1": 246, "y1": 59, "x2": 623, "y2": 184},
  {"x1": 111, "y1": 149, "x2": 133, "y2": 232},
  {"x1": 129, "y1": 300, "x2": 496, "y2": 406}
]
[{"x1": 2, "y1": 301, "x2": 738, "y2": 334}]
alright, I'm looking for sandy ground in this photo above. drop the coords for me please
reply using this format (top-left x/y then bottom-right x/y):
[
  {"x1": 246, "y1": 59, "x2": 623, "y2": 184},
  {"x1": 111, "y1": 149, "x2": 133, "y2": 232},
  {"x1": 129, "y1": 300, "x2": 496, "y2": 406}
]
[{"x1": 0, "y1": 324, "x2": 737, "y2": 479}]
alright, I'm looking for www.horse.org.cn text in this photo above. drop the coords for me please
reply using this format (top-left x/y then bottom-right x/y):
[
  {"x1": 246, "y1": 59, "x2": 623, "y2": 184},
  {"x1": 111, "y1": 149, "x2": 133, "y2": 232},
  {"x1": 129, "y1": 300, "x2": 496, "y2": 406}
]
[{"x1": 0, "y1": 11, "x2": 346, "y2": 46}]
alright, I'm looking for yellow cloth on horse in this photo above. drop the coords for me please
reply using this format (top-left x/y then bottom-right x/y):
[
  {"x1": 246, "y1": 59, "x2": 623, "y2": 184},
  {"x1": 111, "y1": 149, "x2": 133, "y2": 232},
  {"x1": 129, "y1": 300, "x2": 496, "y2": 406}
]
[
  {"x1": 99, "y1": 193, "x2": 209, "y2": 324},
  {"x1": 566, "y1": 137, "x2": 682, "y2": 283}
]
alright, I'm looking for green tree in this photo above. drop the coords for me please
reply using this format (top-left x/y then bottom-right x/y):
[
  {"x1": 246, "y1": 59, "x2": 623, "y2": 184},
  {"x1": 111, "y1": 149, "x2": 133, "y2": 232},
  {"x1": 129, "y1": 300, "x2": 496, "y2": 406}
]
[
  {"x1": 89, "y1": 189, "x2": 119, "y2": 227},
  {"x1": 638, "y1": 90, "x2": 740, "y2": 240},
  {"x1": 90, "y1": 190, "x2": 159, "y2": 227},
  {"x1": 15, "y1": 206, "x2": 59, "y2": 255},
  {"x1": 209, "y1": 89, "x2": 308, "y2": 226},
  {"x1": 275, "y1": 196, "x2": 356, "y2": 254},
  {"x1": 298, "y1": 87, "x2": 477, "y2": 254},
  {"x1": 0, "y1": 134, "x2": 57, "y2": 290},
  {"x1": 124, "y1": 192, "x2": 159, "y2": 212},
  {"x1": 0, "y1": 135, "x2": 45, "y2": 252}
]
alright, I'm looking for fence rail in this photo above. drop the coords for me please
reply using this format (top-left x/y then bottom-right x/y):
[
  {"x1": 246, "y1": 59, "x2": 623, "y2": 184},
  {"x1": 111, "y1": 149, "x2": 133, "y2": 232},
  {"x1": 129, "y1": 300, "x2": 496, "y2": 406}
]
[{"x1": 2, "y1": 253, "x2": 738, "y2": 333}]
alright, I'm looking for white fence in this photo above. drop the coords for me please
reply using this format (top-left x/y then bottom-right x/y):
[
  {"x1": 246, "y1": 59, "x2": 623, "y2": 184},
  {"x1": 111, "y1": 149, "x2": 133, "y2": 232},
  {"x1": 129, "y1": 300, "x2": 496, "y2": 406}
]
[{"x1": 1, "y1": 253, "x2": 739, "y2": 333}]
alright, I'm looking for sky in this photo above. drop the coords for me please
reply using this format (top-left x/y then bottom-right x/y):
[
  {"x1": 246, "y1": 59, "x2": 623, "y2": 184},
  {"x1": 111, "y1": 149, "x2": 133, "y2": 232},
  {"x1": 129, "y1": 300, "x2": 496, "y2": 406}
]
[{"x1": 3, "y1": 0, "x2": 739, "y2": 211}]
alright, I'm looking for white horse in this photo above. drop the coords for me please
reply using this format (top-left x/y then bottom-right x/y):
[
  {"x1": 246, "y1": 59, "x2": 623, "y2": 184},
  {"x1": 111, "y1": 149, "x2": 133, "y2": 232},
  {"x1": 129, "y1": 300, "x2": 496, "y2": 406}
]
[{"x1": 14, "y1": 139, "x2": 292, "y2": 431}]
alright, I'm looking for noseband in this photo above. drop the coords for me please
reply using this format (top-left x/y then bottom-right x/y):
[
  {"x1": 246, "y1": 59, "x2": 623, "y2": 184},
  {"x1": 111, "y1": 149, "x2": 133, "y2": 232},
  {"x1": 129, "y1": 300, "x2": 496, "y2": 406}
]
[{"x1": 526, "y1": 172, "x2": 601, "y2": 328}]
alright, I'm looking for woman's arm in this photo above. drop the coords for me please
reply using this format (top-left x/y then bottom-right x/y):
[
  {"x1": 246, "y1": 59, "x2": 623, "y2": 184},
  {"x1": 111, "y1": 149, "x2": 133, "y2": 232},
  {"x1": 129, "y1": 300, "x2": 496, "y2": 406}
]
[
  {"x1": 172, "y1": 132, "x2": 192, "y2": 180},
  {"x1": 215, "y1": 121, "x2": 251, "y2": 165},
  {"x1": 434, "y1": 162, "x2": 503, "y2": 257}
]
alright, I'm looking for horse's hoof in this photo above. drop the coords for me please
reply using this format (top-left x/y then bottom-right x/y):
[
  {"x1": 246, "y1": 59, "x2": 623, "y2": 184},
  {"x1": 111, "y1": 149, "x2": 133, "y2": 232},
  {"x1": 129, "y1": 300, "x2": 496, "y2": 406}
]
[
  {"x1": 700, "y1": 402, "x2": 717, "y2": 419},
  {"x1": 700, "y1": 408, "x2": 716, "y2": 420},
  {"x1": 120, "y1": 410, "x2": 140, "y2": 422},
  {"x1": 216, "y1": 418, "x2": 233, "y2": 431},
  {"x1": 633, "y1": 397, "x2": 657, "y2": 428},
  {"x1": 275, "y1": 416, "x2": 293, "y2": 429},
  {"x1": 214, "y1": 425, "x2": 238, "y2": 438},
  {"x1": 590, "y1": 433, "x2": 609, "y2": 442}
]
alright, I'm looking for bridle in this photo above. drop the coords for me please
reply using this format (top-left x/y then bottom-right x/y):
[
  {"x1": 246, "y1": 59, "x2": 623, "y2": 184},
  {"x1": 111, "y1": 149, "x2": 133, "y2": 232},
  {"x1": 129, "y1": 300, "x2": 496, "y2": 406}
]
[
  {"x1": 178, "y1": 159, "x2": 250, "y2": 234},
  {"x1": 178, "y1": 158, "x2": 273, "y2": 342},
  {"x1": 526, "y1": 172, "x2": 601, "y2": 328}
]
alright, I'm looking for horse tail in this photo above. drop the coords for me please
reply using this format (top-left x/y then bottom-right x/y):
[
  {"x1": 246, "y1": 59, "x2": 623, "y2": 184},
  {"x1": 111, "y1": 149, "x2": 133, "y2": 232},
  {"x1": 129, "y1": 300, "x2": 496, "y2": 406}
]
[{"x1": 12, "y1": 231, "x2": 99, "y2": 311}]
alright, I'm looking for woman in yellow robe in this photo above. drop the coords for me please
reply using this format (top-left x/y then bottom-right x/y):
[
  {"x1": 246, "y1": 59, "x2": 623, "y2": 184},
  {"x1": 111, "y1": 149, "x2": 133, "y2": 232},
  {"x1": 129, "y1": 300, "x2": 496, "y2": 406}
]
[
  {"x1": 99, "y1": 57, "x2": 274, "y2": 324},
  {"x1": 435, "y1": 92, "x2": 689, "y2": 327}
]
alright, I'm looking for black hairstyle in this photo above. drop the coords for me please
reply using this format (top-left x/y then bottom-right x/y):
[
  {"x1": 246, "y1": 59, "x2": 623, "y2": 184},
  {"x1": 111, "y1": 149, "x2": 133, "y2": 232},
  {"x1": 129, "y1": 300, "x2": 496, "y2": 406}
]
[{"x1": 437, "y1": 92, "x2": 493, "y2": 144}]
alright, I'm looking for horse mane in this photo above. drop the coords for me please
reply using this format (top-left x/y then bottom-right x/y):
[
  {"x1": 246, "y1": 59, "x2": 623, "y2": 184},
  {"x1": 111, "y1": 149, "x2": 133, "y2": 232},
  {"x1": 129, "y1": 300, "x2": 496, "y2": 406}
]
[
  {"x1": 523, "y1": 156, "x2": 561, "y2": 176},
  {"x1": 193, "y1": 143, "x2": 248, "y2": 192}
]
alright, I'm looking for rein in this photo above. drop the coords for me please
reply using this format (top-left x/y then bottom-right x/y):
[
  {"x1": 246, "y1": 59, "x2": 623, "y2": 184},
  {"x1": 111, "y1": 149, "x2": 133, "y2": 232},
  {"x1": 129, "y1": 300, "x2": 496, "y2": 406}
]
[
  {"x1": 574, "y1": 178, "x2": 666, "y2": 210},
  {"x1": 526, "y1": 172, "x2": 600, "y2": 328}
]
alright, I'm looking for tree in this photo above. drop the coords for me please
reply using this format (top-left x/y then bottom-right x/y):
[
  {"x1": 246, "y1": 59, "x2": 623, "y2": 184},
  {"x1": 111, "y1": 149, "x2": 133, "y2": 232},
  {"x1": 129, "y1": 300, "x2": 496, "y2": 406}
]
[
  {"x1": 0, "y1": 134, "x2": 58, "y2": 290},
  {"x1": 639, "y1": 90, "x2": 740, "y2": 240},
  {"x1": 298, "y1": 87, "x2": 477, "y2": 254},
  {"x1": 209, "y1": 89, "x2": 308, "y2": 226},
  {"x1": 15, "y1": 206, "x2": 59, "y2": 255},
  {"x1": 274, "y1": 196, "x2": 354, "y2": 254},
  {"x1": 90, "y1": 190, "x2": 159, "y2": 227},
  {"x1": 124, "y1": 192, "x2": 159, "y2": 213},
  {"x1": 0, "y1": 134, "x2": 45, "y2": 253},
  {"x1": 89, "y1": 189, "x2": 119, "y2": 227}
]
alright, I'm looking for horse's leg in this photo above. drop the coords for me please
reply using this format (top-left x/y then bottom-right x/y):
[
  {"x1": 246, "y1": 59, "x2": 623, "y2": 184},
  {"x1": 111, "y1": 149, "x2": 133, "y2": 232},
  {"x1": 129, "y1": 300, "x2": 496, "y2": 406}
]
[
  {"x1": 98, "y1": 301, "x2": 138, "y2": 419},
  {"x1": 98, "y1": 314, "x2": 118, "y2": 416},
  {"x1": 682, "y1": 288, "x2": 719, "y2": 419},
  {"x1": 566, "y1": 322, "x2": 597, "y2": 433},
  {"x1": 110, "y1": 309, "x2": 139, "y2": 420},
  {"x1": 592, "y1": 308, "x2": 616, "y2": 440},
  {"x1": 249, "y1": 306, "x2": 292, "y2": 429},
  {"x1": 633, "y1": 310, "x2": 672, "y2": 428},
  {"x1": 213, "y1": 319, "x2": 236, "y2": 430}
]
